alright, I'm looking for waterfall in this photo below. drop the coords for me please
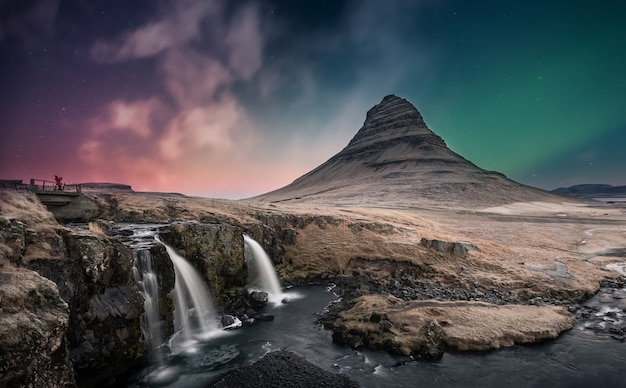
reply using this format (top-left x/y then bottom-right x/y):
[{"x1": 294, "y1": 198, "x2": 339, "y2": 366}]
[
  {"x1": 158, "y1": 238, "x2": 220, "y2": 342},
  {"x1": 132, "y1": 249, "x2": 164, "y2": 364},
  {"x1": 243, "y1": 235, "x2": 283, "y2": 303}
]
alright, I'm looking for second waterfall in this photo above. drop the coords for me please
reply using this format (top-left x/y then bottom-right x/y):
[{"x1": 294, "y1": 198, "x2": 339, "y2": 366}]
[{"x1": 243, "y1": 235, "x2": 284, "y2": 304}]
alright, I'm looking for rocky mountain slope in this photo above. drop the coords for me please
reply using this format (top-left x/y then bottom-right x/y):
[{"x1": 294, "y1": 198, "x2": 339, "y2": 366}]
[{"x1": 254, "y1": 95, "x2": 564, "y2": 209}]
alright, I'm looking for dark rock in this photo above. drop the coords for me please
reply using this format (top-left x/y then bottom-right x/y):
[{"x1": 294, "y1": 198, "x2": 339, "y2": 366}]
[
  {"x1": 221, "y1": 315, "x2": 237, "y2": 327},
  {"x1": 369, "y1": 312, "x2": 385, "y2": 323},
  {"x1": 347, "y1": 335, "x2": 364, "y2": 349},
  {"x1": 59, "y1": 230, "x2": 145, "y2": 385},
  {"x1": 331, "y1": 326, "x2": 364, "y2": 350},
  {"x1": 255, "y1": 313, "x2": 275, "y2": 322},
  {"x1": 248, "y1": 291, "x2": 269, "y2": 308},
  {"x1": 380, "y1": 319, "x2": 393, "y2": 332},
  {"x1": 209, "y1": 350, "x2": 358, "y2": 388},
  {"x1": 1, "y1": 218, "x2": 146, "y2": 387},
  {"x1": 415, "y1": 320, "x2": 445, "y2": 360}
]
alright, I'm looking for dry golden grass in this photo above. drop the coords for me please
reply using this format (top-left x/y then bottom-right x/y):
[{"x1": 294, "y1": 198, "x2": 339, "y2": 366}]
[
  {"x1": 337, "y1": 294, "x2": 574, "y2": 352},
  {"x1": 0, "y1": 190, "x2": 56, "y2": 225}
]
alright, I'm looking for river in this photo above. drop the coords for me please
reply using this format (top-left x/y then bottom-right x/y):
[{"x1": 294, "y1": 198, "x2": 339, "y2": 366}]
[{"x1": 125, "y1": 284, "x2": 626, "y2": 388}]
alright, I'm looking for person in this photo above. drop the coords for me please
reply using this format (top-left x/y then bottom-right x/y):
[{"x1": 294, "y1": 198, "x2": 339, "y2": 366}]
[{"x1": 54, "y1": 175, "x2": 63, "y2": 191}]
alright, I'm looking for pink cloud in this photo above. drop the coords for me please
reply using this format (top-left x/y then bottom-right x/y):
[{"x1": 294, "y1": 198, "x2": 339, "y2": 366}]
[
  {"x1": 90, "y1": 98, "x2": 165, "y2": 137},
  {"x1": 158, "y1": 96, "x2": 246, "y2": 160},
  {"x1": 80, "y1": 0, "x2": 269, "y2": 196}
]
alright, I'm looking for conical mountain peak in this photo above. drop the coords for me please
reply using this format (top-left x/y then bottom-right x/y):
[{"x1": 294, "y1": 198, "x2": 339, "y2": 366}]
[
  {"x1": 253, "y1": 95, "x2": 561, "y2": 208},
  {"x1": 345, "y1": 95, "x2": 446, "y2": 155}
]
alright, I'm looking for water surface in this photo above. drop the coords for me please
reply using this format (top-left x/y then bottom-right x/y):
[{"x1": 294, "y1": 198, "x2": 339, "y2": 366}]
[{"x1": 127, "y1": 285, "x2": 626, "y2": 387}]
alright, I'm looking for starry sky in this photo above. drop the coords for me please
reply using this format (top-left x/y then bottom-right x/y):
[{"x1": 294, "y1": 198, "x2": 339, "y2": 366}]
[{"x1": 1, "y1": 0, "x2": 625, "y2": 198}]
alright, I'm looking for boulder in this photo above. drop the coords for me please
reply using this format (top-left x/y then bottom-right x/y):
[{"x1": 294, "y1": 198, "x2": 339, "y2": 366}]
[
  {"x1": 221, "y1": 315, "x2": 242, "y2": 330},
  {"x1": 248, "y1": 291, "x2": 269, "y2": 308},
  {"x1": 0, "y1": 267, "x2": 73, "y2": 387},
  {"x1": 420, "y1": 238, "x2": 469, "y2": 258}
]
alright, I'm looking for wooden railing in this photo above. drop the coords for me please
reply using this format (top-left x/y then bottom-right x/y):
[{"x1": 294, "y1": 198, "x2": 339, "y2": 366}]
[{"x1": 29, "y1": 179, "x2": 81, "y2": 193}]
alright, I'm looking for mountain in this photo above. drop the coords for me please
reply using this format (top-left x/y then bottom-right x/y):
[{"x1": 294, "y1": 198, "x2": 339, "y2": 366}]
[
  {"x1": 553, "y1": 184, "x2": 626, "y2": 199},
  {"x1": 253, "y1": 95, "x2": 565, "y2": 208}
]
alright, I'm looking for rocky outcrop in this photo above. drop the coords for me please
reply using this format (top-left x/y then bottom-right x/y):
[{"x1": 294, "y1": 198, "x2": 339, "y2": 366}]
[
  {"x1": 0, "y1": 190, "x2": 145, "y2": 387},
  {"x1": 330, "y1": 295, "x2": 574, "y2": 357},
  {"x1": 159, "y1": 222, "x2": 248, "y2": 306},
  {"x1": 0, "y1": 267, "x2": 73, "y2": 387},
  {"x1": 58, "y1": 231, "x2": 144, "y2": 385},
  {"x1": 420, "y1": 238, "x2": 472, "y2": 258}
]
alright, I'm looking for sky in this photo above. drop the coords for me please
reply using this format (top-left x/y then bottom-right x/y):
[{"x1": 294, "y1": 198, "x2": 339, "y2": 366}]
[{"x1": 1, "y1": 0, "x2": 625, "y2": 198}]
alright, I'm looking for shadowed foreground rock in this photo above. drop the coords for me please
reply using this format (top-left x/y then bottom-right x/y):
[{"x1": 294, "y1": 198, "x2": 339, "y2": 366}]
[
  {"x1": 0, "y1": 267, "x2": 73, "y2": 387},
  {"x1": 0, "y1": 191, "x2": 145, "y2": 387},
  {"x1": 208, "y1": 350, "x2": 358, "y2": 388}
]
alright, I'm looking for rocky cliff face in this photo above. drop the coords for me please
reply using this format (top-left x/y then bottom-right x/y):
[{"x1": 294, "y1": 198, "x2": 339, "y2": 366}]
[
  {"x1": 59, "y1": 231, "x2": 144, "y2": 385},
  {"x1": 254, "y1": 95, "x2": 564, "y2": 208},
  {"x1": 0, "y1": 191, "x2": 145, "y2": 387},
  {"x1": 0, "y1": 264, "x2": 73, "y2": 387},
  {"x1": 159, "y1": 222, "x2": 248, "y2": 302}
]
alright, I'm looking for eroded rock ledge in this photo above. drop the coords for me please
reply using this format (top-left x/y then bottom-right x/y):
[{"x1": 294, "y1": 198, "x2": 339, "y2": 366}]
[{"x1": 330, "y1": 294, "x2": 574, "y2": 359}]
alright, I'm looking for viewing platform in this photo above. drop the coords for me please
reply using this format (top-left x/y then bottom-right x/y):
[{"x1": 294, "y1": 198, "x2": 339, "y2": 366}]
[
  {"x1": 28, "y1": 179, "x2": 82, "y2": 207},
  {"x1": 0, "y1": 179, "x2": 100, "y2": 222},
  {"x1": 29, "y1": 178, "x2": 82, "y2": 194}
]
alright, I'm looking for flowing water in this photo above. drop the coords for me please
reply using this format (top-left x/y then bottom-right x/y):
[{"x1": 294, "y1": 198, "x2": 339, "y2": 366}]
[
  {"x1": 117, "y1": 225, "x2": 626, "y2": 387},
  {"x1": 123, "y1": 284, "x2": 626, "y2": 387},
  {"x1": 158, "y1": 238, "x2": 222, "y2": 345},
  {"x1": 133, "y1": 249, "x2": 165, "y2": 364},
  {"x1": 243, "y1": 235, "x2": 285, "y2": 304}
]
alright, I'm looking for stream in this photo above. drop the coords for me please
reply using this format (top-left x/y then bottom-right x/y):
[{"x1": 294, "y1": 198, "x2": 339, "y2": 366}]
[{"x1": 124, "y1": 284, "x2": 626, "y2": 388}]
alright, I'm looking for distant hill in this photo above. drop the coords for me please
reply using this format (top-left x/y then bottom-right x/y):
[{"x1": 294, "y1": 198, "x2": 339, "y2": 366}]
[
  {"x1": 252, "y1": 95, "x2": 567, "y2": 208},
  {"x1": 80, "y1": 182, "x2": 133, "y2": 192},
  {"x1": 552, "y1": 184, "x2": 626, "y2": 199}
]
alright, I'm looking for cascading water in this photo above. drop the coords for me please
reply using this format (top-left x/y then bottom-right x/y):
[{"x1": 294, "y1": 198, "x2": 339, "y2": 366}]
[
  {"x1": 133, "y1": 249, "x2": 164, "y2": 363},
  {"x1": 157, "y1": 238, "x2": 221, "y2": 344},
  {"x1": 243, "y1": 235, "x2": 284, "y2": 303},
  {"x1": 126, "y1": 227, "x2": 231, "y2": 385}
]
